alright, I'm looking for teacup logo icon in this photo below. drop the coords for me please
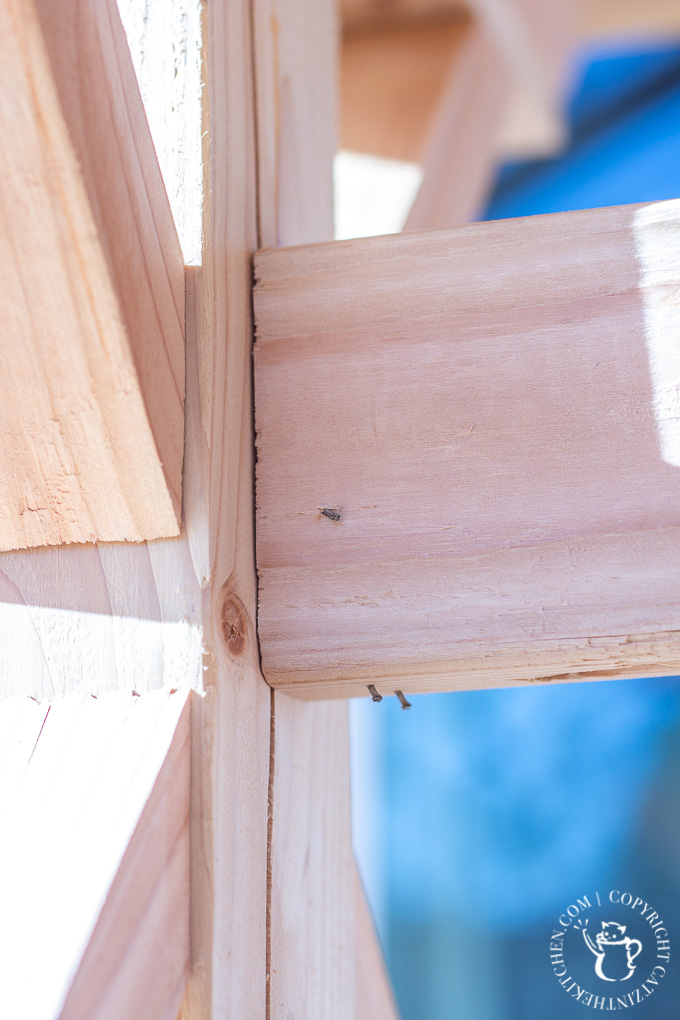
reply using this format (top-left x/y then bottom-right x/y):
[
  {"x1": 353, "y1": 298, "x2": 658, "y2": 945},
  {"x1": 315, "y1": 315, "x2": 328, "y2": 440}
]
[
  {"x1": 581, "y1": 921, "x2": 642, "y2": 982},
  {"x1": 549, "y1": 891, "x2": 670, "y2": 1009}
]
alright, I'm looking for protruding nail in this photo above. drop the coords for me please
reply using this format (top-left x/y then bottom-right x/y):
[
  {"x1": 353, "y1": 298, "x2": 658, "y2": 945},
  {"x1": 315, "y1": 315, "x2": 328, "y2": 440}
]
[
  {"x1": 395, "y1": 690, "x2": 411, "y2": 710},
  {"x1": 368, "y1": 684, "x2": 382, "y2": 702}
]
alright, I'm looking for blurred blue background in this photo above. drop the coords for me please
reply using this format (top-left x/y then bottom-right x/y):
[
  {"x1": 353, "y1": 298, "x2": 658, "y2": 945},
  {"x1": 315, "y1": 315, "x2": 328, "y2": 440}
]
[{"x1": 351, "y1": 39, "x2": 680, "y2": 1020}]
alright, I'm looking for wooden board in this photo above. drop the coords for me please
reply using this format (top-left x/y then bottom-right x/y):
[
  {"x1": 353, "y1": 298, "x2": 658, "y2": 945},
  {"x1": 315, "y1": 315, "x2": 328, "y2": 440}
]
[
  {"x1": 355, "y1": 868, "x2": 401, "y2": 1020},
  {"x1": 579, "y1": 0, "x2": 680, "y2": 39},
  {"x1": 254, "y1": 0, "x2": 337, "y2": 249},
  {"x1": 466, "y1": 0, "x2": 573, "y2": 100},
  {"x1": 0, "y1": 1, "x2": 269, "y2": 1016},
  {"x1": 268, "y1": 698, "x2": 354, "y2": 1018},
  {"x1": 0, "y1": 689, "x2": 189, "y2": 1020},
  {"x1": 0, "y1": 0, "x2": 183, "y2": 550},
  {"x1": 342, "y1": 0, "x2": 464, "y2": 30},
  {"x1": 0, "y1": 3, "x2": 396, "y2": 1017},
  {"x1": 252, "y1": 3, "x2": 391, "y2": 1018},
  {"x1": 341, "y1": 17, "x2": 508, "y2": 230},
  {"x1": 405, "y1": 21, "x2": 508, "y2": 229},
  {"x1": 465, "y1": 0, "x2": 574, "y2": 162},
  {"x1": 178, "y1": 0, "x2": 272, "y2": 1015},
  {"x1": 341, "y1": 17, "x2": 471, "y2": 164},
  {"x1": 58, "y1": 691, "x2": 191, "y2": 1020},
  {"x1": 254, "y1": 200, "x2": 680, "y2": 697}
]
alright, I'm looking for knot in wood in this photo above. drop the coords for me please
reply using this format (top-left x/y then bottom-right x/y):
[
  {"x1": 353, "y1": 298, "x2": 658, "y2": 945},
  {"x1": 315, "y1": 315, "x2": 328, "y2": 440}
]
[{"x1": 220, "y1": 594, "x2": 247, "y2": 657}]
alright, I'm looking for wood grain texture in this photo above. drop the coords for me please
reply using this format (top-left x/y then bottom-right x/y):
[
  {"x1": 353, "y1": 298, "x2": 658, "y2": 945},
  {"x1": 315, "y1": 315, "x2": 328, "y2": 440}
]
[
  {"x1": 355, "y1": 868, "x2": 401, "y2": 1020},
  {"x1": 0, "y1": 689, "x2": 189, "y2": 1020},
  {"x1": 180, "y1": 1, "x2": 272, "y2": 1017},
  {"x1": 255, "y1": 200, "x2": 680, "y2": 697},
  {"x1": 253, "y1": 4, "x2": 377, "y2": 1018},
  {"x1": 0, "y1": 0, "x2": 183, "y2": 550},
  {"x1": 35, "y1": 0, "x2": 186, "y2": 520},
  {"x1": 0, "y1": 3, "x2": 270, "y2": 1017},
  {"x1": 268, "y1": 698, "x2": 354, "y2": 1019},
  {"x1": 253, "y1": 0, "x2": 337, "y2": 248}
]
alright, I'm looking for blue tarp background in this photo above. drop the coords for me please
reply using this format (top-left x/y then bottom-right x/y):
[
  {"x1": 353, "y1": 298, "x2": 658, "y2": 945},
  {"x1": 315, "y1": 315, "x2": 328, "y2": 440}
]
[{"x1": 352, "y1": 42, "x2": 680, "y2": 1020}]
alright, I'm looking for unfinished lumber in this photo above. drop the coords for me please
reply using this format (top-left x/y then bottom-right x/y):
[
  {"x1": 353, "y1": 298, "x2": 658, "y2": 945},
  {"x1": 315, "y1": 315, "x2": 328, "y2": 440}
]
[
  {"x1": 466, "y1": 0, "x2": 573, "y2": 102},
  {"x1": 466, "y1": 0, "x2": 574, "y2": 161},
  {"x1": 174, "y1": 0, "x2": 272, "y2": 1015},
  {"x1": 341, "y1": 16, "x2": 508, "y2": 230},
  {"x1": 339, "y1": 0, "x2": 573, "y2": 233},
  {"x1": 0, "y1": 689, "x2": 190, "y2": 1020},
  {"x1": 253, "y1": 0, "x2": 337, "y2": 248},
  {"x1": 341, "y1": 17, "x2": 471, "y2": 164},
  {"x1": 404, "y1": 21, "x2": 508, "y2": 229},
  {"x1": 0, "y1": 1, "x2": 269, "y2": 1016},
  {"x1": 255, "y1": 199, "x2": 680, "y2": 698},
  {"x1": 268, "y1": 698, "x2": 354, "y2": 1017},
  {"x1": 579, "y1": 0, "x2": 680, "y2": 40},
  {"x1": 0, "y1": 3, "x2": 394, "y2": 1018},
  {"x1": 253, "y1": 3, "x2": 393, "y2": 1017},
  {"x1": 342, "y1": 0, "x2": 465, "y2": 31},
  {"x1": 0, "y1": 0, "x2": 184, "y2": 550},
  {"x1": 356, "y1": 869, "x2": 401, "y2": 1020}
]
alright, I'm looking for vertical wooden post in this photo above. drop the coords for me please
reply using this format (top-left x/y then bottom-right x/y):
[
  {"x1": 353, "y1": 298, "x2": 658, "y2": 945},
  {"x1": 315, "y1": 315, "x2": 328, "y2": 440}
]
[{"x1": 252, "y1": 2, "x2": 356, "y2": 1016}]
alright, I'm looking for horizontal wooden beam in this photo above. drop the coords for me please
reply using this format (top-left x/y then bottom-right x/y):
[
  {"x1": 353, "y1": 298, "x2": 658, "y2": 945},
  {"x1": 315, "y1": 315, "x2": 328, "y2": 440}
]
[
  {"x1": 0, "y1": 689, "x2": 190, "y2": 1020},
  {"x1": 579, "y1": 0, "x2": 680, "y2": 40},
  {"x1": 0, "y1": 0, "x2": 184, "y2": 551},
  {"x1": 343, "y1": 0, "x2": 680, "y2": 43},
  {"x1": 254, "y1": 200, "x2": 680, "y2": 697},
  {"x1": 341, "y1": 0, "x2": 465, "y2": 31}
]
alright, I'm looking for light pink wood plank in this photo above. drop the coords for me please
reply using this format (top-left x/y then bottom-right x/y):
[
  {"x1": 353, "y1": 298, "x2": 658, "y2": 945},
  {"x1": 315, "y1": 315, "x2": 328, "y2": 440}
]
[
  {"x1": 0, "y1": 690, "x2": 189, "y2": 1020},
  {"x1": 58, "y1": 693, "x2": 191, "y2": 1020},
  {"x1": 255, "y1": 200, "x2": 680, "y2": 696},
  {"x1": 355, "y1": 868, "x2": 401, "y2": 1020},
  {"x1": 253, "y1": 3, "x2": 366, "y2": 1017},
  {"x1": 0, "y1": 0, "x2": 183, "y2": 550}
]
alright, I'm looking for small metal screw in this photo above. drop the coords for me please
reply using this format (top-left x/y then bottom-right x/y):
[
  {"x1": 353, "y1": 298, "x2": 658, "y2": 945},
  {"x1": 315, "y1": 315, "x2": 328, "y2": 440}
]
[
  {"x1": 395, "y1": 690, "x2": 411, "y2": 710},
  {"x1": 367, "y1": 684, "x2": 382, "y2": 702},
  {"x1": 320, "y1": 508, "x2": 341, "y2": 521}
]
